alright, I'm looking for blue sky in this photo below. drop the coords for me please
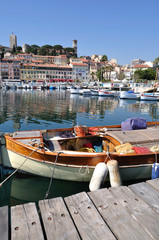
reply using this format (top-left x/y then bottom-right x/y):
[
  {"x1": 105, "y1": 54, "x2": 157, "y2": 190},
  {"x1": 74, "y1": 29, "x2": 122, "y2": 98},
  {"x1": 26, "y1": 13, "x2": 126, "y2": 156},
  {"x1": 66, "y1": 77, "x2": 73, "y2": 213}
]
[{"x1": 0, "y1": 0, "x2": 159, "y2": 65}]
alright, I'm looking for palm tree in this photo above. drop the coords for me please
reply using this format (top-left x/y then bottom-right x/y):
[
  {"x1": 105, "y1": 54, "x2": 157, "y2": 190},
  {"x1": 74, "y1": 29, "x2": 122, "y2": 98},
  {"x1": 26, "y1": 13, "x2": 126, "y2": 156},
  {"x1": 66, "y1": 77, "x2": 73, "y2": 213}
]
[{"x1": 104, "y1": 66, "x2": 113, "y2": 80}]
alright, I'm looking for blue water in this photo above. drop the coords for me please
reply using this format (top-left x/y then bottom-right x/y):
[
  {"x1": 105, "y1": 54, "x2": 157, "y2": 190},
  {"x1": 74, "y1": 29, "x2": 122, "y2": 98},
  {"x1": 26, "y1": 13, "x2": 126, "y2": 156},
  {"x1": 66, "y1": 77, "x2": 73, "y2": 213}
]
[
  {"x1": 0, "y1": 89, "x2": 158, "y2": 133},
  {"x1": 0, "y1": 89, "x2": 158, "y2": 207}
]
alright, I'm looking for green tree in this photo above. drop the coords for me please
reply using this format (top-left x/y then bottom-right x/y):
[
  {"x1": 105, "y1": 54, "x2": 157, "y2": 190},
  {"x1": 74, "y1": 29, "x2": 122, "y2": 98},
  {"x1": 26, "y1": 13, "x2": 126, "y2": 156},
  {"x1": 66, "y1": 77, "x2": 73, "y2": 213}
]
[
  {"x1": 38, "y1": 47, "x2": 48, "y2": 55},
  {"x1": 0, "y1": 48, "x2": 5, "y2": 58},
  {"x1": 154, "y1": 57, "x2": 159, "y2": 65},
  {"x1": 31, "y1": 45, "x2": 40, "y2": 49},
  {"x1": 12, "y1": 45, "x2": 16, "y2": 54},
  {"x1": 16, "y1": 46, "x2": 22, "y2": 51},
  {"x1": 64, "y1": 47, "x2": 74, "y2": 53},
  {"x1": 104, "y1": 65, "x2": 113, "y2": 80},
  {"x1": 117, "y1": 72, "x2": 125, "y2": 80},
  {"x1": 101, "y1": 55, "x2": 108, "y2": 61},
  {"x1": 53, "y1": 45, "x2": 63, "y2": 50},
  {"x1": 96, "y1": 67, "x2": 105, "y2": 81},
  {"x1": 50, "y1": 49, "x2": 56, "y2": 56},
  {"x1": 42, "y1": 44, "x2": 53, "y2": 49},
  {"x1": 91, "y1": 72, "x2": 95, "y2": 80},
  {"x1": 134, "y1": 68, "x2": 156, "y2": 81}
]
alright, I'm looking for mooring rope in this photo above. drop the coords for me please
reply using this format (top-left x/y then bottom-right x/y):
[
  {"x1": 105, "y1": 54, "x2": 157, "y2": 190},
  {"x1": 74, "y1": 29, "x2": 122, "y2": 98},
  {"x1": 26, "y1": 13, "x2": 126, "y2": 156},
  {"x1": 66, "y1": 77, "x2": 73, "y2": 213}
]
[
  {"x1": 0, "y1": 144, "x2": 41, "y2": 187},
  {"x1": 44, "y1": 151, "x2": 63, "y2": 199}
]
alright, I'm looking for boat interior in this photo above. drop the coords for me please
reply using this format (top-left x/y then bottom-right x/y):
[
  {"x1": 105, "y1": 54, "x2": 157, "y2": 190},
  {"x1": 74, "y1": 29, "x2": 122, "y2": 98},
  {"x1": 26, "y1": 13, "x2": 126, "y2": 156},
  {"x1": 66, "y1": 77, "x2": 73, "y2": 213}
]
[{"x1": 9, "y1": 124, "x2": 159, "y2": 154}]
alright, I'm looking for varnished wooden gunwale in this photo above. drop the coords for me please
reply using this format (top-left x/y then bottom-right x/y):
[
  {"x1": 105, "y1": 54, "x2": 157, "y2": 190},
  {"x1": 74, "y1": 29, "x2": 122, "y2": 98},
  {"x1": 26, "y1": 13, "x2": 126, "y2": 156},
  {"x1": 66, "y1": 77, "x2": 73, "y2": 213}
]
[
  {"x1": 5, "y1": 136, "x2": 107, "y2": 166},
  {"x1": 4, "y1": 121, "x2": 159, "y2": 168},
  {"x1": 5, "y1": 125, "x2": 159, "y2": 167}
]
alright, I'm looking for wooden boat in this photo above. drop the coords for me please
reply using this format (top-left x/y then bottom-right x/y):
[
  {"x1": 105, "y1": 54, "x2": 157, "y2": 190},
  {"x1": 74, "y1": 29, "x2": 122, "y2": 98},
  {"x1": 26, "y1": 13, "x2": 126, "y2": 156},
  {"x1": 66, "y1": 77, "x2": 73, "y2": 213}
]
[
  {"x1": 140, "y1": 93, "x2": 159, "y2": 101},
  {"x1": 3, "y1": 121, "x2": 159, "y2": 182}
]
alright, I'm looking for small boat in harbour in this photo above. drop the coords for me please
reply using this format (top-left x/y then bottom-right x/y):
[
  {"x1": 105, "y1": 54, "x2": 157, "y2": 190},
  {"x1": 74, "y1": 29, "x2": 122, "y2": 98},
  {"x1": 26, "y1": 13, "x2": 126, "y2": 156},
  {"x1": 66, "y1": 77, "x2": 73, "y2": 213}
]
[
  {"x1": 98, "y1": 89, "x2": 116, "y2": 97},
  {"x1": 2, "y1": 119, "x2": 159, "y2": 183},
  {"x1": 140, "y1": 93, "x2": 159, "y2": 101},
  {"x1": 119, "y1": 90, "x2": 140, "y2": 100}
]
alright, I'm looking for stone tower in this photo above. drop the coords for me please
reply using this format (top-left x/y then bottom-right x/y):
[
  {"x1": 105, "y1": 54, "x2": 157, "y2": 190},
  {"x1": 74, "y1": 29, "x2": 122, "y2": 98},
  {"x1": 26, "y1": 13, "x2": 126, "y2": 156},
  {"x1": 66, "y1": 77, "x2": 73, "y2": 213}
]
[
  {"x1": 73, "y1": 40, "x2": 77, "y2": 56},
  {"x1": 9, "y1": 34, "x2": 17, "y2": 49}
]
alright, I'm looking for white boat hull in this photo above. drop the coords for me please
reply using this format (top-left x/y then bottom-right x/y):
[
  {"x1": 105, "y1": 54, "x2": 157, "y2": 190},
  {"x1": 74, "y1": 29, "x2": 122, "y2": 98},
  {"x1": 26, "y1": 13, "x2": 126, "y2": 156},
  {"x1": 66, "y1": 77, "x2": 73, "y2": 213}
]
[
  {"x1": 120, "y1": 92, "x2": 140, "y2": 99},
  {"x1": 70, "y1": 88, "x2": 80, "y2": 94},
  {"x1": 140, "y1": 94, "x2": 159, "y2": 101},
  {"x1": 98, "y1": 90, "x2": 115, "y2": 97},
  {"x1": 3, "y1": 148, "x2": 152, "y2": 182},
  {"x1": 90, "y1": 90, "x2": 99, "y2": 96}
]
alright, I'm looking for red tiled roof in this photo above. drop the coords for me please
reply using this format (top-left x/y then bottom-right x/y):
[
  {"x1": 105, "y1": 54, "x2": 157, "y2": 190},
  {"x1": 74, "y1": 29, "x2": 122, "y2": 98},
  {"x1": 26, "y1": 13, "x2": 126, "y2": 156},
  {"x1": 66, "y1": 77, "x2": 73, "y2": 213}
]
[
  {"x1": 133, "y1": 64, "x2": 152, "y2": 68},
  {"x1": 22, "y1": 63, "x2": 72, "y2": 68},
  {"x1": 71, "y1": 63, "x2": 88, "y2": 66}
]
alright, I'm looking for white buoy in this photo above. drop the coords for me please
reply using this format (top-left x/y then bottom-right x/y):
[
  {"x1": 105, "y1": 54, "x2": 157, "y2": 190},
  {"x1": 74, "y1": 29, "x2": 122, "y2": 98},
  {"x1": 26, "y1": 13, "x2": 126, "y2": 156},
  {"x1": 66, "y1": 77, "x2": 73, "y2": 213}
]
[
  {"x1": 107, "y1": 160, "x2": 122, "y2": 187},
  {"x1": 89, "y1": 162, "x2": 108, "y2": 191}
]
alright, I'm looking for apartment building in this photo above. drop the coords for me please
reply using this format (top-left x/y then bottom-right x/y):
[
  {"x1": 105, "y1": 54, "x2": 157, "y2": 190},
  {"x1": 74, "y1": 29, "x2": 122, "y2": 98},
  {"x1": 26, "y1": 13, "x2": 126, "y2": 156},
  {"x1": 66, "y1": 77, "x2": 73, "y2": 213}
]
[
  {"x1": 33, "y1": 55, "x2": 55, "y2": 64},
  {"x1": 70, "y1": 62, "x2": 89, "y2": 81},
  {"x1": 131, "y1": 64, "x2": 152, "y2": 75},
  {"x1": 0, "y1": 58, "x2": 20, "y2": 80},
  {"x1": 54, "y1": 55, "x2": 67, "y2": 65},
  {"x1": 17, "y1": 53, "x2": 33, "y2": 59},
  {"x1": 20, "y1": 63, "x2": 72, "y2": 82}
]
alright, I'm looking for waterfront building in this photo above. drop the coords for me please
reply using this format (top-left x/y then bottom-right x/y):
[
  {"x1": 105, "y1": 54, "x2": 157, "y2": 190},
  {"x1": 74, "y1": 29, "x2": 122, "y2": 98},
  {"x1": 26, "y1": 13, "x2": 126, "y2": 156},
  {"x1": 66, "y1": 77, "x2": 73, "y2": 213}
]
[
  {"x1": 69, "y1": 62, "x2": 89, "y2": 82},
  {"x1": 33, "y1": 55, "x2": 55, "y2": 64},
  {"x1": 9, "y1": 34, "x2": 17, "y2": 49},
  {"x1": 20, "y1": 63, "x2": 72, "y2": 83},
  {"x1": 0, "y1": 58, "x2": 20, "y2": 81}
]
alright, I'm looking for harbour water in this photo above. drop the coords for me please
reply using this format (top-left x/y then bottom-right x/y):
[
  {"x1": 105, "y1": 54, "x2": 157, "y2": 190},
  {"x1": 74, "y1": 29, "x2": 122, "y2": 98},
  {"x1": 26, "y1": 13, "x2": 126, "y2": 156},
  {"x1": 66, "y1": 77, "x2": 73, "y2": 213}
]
[{"x1": 0, "y1": 89, "x2": 159, "y2": 207}]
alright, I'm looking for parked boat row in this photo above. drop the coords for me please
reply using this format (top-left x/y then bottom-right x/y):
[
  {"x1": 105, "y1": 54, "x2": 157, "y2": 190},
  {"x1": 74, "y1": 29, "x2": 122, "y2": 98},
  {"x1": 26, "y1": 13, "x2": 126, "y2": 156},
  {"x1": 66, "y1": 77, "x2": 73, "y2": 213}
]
[
  {"x1": 119, "y1": 90, "x2": 159, "y2": 101},
  {"x1": 1, "y1": 82, "x2": 71, "y2": 91},
  {"x1": 70, "y1": 87, "x2": 118, "y2": 97},
  {"x1": 70, "y1": 87, "x2": 159, "y2": 100}
]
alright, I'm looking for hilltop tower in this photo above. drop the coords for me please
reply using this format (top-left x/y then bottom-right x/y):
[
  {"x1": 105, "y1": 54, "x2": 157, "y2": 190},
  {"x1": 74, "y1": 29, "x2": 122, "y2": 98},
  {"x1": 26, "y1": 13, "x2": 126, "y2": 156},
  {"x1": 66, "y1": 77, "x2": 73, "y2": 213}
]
[
  {"x1": 73, "y1": 40, "x2": 77, "y2": 56},
  {"x1": 9, "y1": 33, "x2": 17, "y2": 49}
]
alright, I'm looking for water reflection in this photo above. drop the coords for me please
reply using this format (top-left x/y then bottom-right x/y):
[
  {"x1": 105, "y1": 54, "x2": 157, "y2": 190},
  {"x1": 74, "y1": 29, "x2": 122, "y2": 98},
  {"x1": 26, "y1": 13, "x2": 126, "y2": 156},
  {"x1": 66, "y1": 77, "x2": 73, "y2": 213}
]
[
  {"x1": 0, "y1": 173, "x2": 89, "y2": 207},
  {"x1": 0, "y1": 89, "x2": 159, "y2": 133}
]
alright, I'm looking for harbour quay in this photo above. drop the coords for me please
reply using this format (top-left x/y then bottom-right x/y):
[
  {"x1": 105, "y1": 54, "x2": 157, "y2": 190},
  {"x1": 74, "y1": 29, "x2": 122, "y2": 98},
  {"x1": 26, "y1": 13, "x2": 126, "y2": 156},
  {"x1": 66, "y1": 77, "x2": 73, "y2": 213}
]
[{"x1": 1, "y1": 178, "x2": 159, "y2": 240}]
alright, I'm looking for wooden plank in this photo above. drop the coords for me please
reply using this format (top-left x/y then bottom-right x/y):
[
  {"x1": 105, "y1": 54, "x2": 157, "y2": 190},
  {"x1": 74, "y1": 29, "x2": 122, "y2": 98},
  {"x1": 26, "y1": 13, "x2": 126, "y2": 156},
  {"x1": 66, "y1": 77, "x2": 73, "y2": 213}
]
[
  {"x1": 0, "y1": 206, "x2": 8, "y2": 240},
  {"x1": 129, "y1": 182, "x2": 159, "y2": 212},
  {"x1": 105, "y1": 128, "x2": 159, "y2": 145},
  {"x1": 65, "y1": 191, "x2": 116, "y2": 240},
  {"x1": 39, "y1": 197, "x2": 80, "y2": 240},
  {"x1": 88, "y1": 188, "x2": 152, "y2": 240},
  {"x1": 12, "y1": 130, "x2": 41, "y2": 139},
  {"x1": 146, "y1": 178, "x2": 159, "y2": 192},
  {"x1": 109, "y1": 185, "x2": 159, "y2": 239},
  {"x1": 11, "y1": 203, "x2": 44, "y2": 240}
]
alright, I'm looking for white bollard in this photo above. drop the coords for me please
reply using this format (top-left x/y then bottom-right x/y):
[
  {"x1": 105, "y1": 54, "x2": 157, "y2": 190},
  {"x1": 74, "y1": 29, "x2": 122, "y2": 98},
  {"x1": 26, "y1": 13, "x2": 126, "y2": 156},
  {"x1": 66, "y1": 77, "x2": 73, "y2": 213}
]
[
  {"x1": 89, "y1": 162, "x2": 108, "y2": 191},
  {"x1": 107, "y1": 160, "x2": 122, "y2": 187}
]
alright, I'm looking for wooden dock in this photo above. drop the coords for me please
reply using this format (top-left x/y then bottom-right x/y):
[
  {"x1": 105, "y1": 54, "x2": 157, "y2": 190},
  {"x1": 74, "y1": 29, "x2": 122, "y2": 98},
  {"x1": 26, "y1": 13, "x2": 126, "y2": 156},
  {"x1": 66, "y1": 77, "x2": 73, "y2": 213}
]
[{"x1": 1, "y1": 178, "x2": 159, "y2": 240}]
